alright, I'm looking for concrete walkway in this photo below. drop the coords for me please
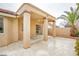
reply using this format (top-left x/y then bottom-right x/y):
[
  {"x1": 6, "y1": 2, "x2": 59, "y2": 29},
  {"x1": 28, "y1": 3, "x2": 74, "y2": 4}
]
[{"x1": 0, "y1": 36, "x2": 76, "y2": 56}]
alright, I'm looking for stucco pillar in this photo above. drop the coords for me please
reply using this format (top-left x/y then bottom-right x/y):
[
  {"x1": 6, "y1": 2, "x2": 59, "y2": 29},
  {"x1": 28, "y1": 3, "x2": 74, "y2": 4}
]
[
  {"x1": 23, "y1": 12, "x2": 30, "y2": 48},
  {"x1": 53, "y1": 21, "x2": 56, "y2": 37},
  {"x1": 43, "y1": 17, "x2": 48, "y2": 41}
]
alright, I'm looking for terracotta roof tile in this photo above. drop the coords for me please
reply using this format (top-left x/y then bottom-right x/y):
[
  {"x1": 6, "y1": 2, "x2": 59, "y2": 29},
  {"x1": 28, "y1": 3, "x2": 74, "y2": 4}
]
[{"x1": 0, "y1": 8, "x2": 17, "y2": 16}]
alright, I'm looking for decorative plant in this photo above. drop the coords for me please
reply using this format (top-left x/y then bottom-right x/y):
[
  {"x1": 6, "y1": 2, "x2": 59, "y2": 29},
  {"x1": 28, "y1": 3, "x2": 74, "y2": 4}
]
[
  {"x1": 75, "y1": 31, "x2": 79, "y2": 37},
  {"x1": 57, "y1": 4, "x2": 79, "y2": 37},
  {"x1": 75, "y1": 39, "x2": 79, "y2": 55}
]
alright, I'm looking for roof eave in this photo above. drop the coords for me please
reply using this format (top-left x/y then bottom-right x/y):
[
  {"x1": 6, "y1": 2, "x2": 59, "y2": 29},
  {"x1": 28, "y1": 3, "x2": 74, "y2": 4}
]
[{"x1": 0, "y1": 12, "x2": 16, "y2": 18}]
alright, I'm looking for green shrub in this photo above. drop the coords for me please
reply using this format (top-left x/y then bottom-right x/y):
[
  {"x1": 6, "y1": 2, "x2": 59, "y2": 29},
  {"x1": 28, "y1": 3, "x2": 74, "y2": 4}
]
[
  {"x1": 75, "y1": 31, "x2": 79, "y2": 37},
  {"x1": 75, "y1": 39, "x2": 79, "y2": 55}
]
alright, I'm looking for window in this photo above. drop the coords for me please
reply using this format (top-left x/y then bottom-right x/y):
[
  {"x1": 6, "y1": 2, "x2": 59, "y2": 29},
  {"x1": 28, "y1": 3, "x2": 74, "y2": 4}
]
[
  {"x1": 0, "y1": 16, "x2": 4, "y2": 33},
  {"x1": 36, "y1": 25, "x2": 42, "y2": 35}
]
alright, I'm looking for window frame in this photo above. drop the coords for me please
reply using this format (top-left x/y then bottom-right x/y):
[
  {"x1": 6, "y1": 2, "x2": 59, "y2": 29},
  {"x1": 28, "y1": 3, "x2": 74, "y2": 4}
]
[{"x1": 0, "y1": 16, "x2": 4, "y2": 33}]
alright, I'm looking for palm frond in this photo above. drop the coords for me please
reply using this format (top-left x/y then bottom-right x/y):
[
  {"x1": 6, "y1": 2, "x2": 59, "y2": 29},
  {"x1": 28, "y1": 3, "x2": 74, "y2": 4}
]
[
  {"x1": 70, "y1": 7, "x2": 74, "y2": 12},
  {"x1": 76, "y1": 3, "x2": 79, "y2": 12},
  {"x1": 57, "y1": 15, "x2": 68, "y2": 20},
  {"x1": 58, "y1": 4, "x2": 79, "y2": 26},
  {"x1": 76, "y1": 16, "x2": 79, "y2": 20},
  {"x1": 64, "y1": 11, "x2": 71, "y2": 15}
]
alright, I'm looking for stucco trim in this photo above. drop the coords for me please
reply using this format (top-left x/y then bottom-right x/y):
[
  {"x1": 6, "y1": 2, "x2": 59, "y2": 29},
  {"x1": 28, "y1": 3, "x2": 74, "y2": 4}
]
[{"x1": 21, "y1": 11, "x2": 31, "y2": 15}]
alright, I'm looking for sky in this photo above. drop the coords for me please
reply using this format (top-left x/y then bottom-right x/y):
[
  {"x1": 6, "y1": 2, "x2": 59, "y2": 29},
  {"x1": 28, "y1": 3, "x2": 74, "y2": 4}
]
[
  {"x1": 0, "y1": 3, "x2": 76, "y2": 17},
  {"x1": 0, "y1": 3, "x2": 76, "y2": 28}
]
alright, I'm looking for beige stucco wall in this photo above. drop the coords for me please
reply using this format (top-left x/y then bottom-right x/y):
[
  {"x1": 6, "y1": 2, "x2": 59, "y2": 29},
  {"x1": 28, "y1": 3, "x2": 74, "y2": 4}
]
[
  {"x1": 48, "y1": 29, "x2": 53, "y2": 36},
  {"x1": 0, "y1": 17, "x2": 18, "y2": 47},
  {"x1": 56, "y1": 27, "x2": 71, "y2": 37},
  {"x1": 18, "y1": 17, "x2": 23, "y2": 40},
  {"x1": 30, "y1": 19, "x2": 36, "y2": 38},
  {"x1": 49, "y1": 27, "x2": 71, "y2": 38},
  {"x1": 18, "y1": 16, "x2": 44, "y2": 40},
  {"x1": 30, "y1": 19, "x2": 43, "y2": 38},
  {"x1": 0, "y1": 17, "x2": 8, "y2": 47}
]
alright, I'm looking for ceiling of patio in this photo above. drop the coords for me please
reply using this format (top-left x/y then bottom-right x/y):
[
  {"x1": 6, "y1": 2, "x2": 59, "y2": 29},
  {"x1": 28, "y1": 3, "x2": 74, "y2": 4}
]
[
  {"x1": 31, "y1": 12, "x2": 55, "y2": 23},
  {"x1": 19, "y1": 12, "x2": 55, "y2": 24},
  {"x1": 31, "y1": 12, "x2": 44, "y2": 20},
  {"x1": 31, "y1": 12, "x2": 44, "y2": 24}
]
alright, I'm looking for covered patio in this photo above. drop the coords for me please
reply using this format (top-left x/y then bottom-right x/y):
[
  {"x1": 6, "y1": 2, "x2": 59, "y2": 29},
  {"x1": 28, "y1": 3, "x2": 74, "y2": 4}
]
[{"x1": 17, "y1": 3, "x2": 56, "y2": 48}]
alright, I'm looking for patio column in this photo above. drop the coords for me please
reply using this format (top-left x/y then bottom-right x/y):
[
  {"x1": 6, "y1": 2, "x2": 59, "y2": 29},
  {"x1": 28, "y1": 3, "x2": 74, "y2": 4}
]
[
  {"x1": 23, "y1": 12, "x2": 30, "y2": 48},
  {"x1": 53, "y1": 21, "x2": 56, "y2": 37},
  {"x1": 43, "y1": 17, "x2": 48, "y2": 41}
]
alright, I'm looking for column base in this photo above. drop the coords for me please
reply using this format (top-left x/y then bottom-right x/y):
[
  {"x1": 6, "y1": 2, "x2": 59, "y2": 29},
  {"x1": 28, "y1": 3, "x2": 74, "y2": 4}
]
[
  {"x1": 44, "y1": 36, "x2": 48, "y2": 41},
  {"x1": 23, "y1": 42, "x2": 30, "y2": 49}
]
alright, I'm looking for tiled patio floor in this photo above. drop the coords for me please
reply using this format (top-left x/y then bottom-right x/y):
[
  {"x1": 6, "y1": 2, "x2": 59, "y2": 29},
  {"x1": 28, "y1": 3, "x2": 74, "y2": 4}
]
[
  {"x1": 0, "y1": 36, "x2": 76, "y2": 56},
  {"x1": 48, "y1": 37, "x2": 76, "y2": 56}
]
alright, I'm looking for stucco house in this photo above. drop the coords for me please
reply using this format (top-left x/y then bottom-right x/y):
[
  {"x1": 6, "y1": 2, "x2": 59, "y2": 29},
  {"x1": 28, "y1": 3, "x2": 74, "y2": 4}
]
[{"x1": 0, "y1": 3, "x2": 56, "y2": 48}]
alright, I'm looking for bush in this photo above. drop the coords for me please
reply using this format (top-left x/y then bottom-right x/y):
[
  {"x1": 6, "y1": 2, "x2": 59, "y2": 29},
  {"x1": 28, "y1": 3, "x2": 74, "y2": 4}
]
[
  {"x1": 75, "y1": 31, "x2": 79, "y2": 37},
  {"x1": 75, "y1": 39, "x2": 79, "y2": 55}
]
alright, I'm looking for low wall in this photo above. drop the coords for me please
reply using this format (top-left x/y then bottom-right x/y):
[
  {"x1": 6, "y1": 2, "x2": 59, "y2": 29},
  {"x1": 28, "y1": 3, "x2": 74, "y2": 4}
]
[
  {"x1": 48, "y1": 29, "x2": 53, "y2": 36},
  {"x1": 48, "y1": 27, "x2": 71, "y2": 38},
  {"x1": 56, "y1": 27, "x2": 71, "y2": 37},
  {"x1": 0, "y1": 34, "x2": 8, "y2": 47}
]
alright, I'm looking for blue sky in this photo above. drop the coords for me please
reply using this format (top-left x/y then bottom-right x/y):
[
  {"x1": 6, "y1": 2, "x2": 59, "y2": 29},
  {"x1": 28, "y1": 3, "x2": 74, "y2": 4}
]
[{"x1": 0, "y1": 3, "x2": 76, "y2": 27}]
